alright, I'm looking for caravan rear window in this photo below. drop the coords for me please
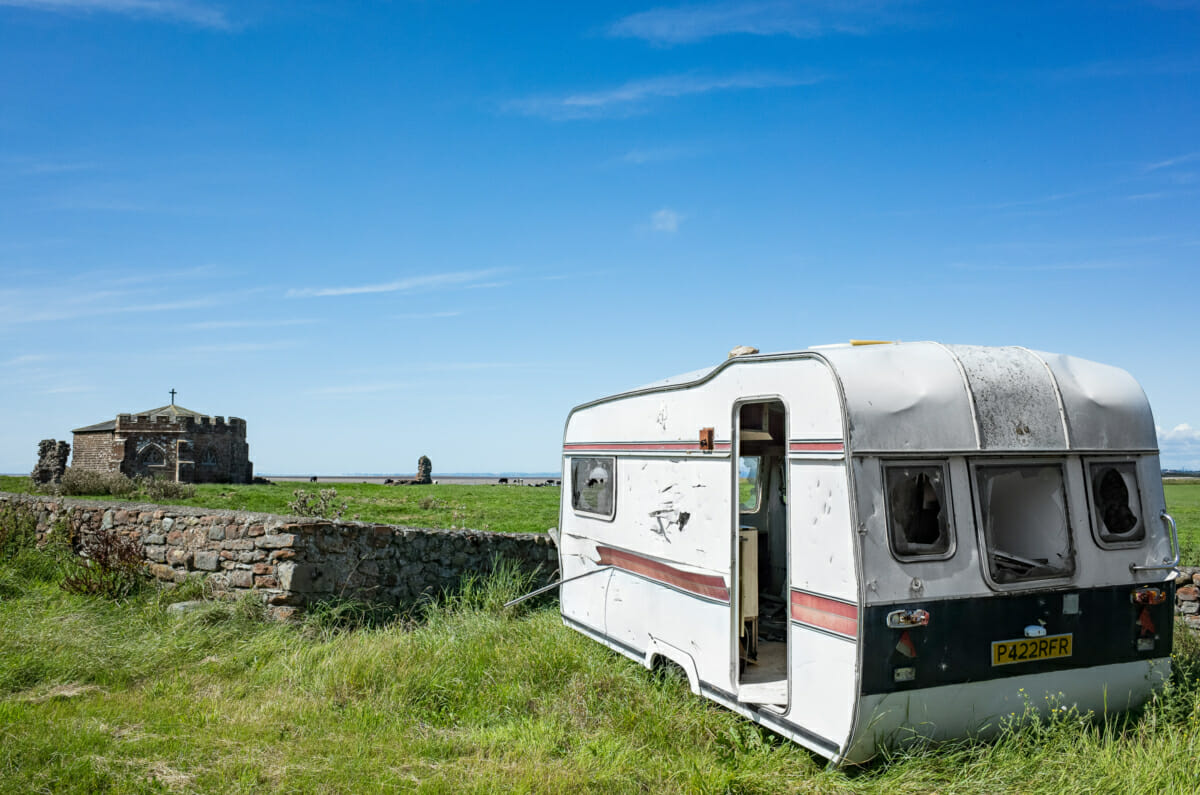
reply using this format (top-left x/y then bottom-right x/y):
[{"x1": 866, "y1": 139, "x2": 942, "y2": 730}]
[
  {"x1": 571, "y1": 457, "x2": 615, "y2": 518},
  {"x1": 884, "y1": 463, "x2": 953, "y2": 560},
  {"x1": 1088, "y1": 461, "x2": 1145, "y2": 546},
  {"x1": 976, "y1": 463, "x2": 1075, "y2": 584}
]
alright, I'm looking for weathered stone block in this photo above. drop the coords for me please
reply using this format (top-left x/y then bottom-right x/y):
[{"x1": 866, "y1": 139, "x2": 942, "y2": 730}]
[
  {"x1": 247, "y1": 524, "x2": 265, "y2": 537},
  {"x1": 253, "y1": 562, "x2": 273, "y2": 575},
  {"x1": 194, "y1": 550, "x2": 220, "y2": 571},
  {"x1": 145, "y1": 545, "x2": 167, "y2": 563},
  {"x1": 228, "y1": 570, "x2": 253, "y2": 588},
  {"x1": 1183, "y1": 601, "x2": 1200, "y2": 616},
  {"x1": 166, "y1": 549, "x2": 192, "y2": 567},
  {"x1": 144, "y1": 533, "x2": 166, "y2": 546},
  {"x1": 1179, "y1": 585, "x2": 1198, "y2": 602},
  {"x1": 161, "y1": 517, "x2": 174, "y2": 533},
  {"x1": 276, "y1": 562, "x2": 330, "y2": 593},
  {"x1": 256, "y1": 534, "x2": 296, "y2": 549},
  {"x1": 222, "y1": 539, "x2": 255, "y2": 551},
  {"x1": 166, "y1": 530, "x2": 185, "y2": 546},
  {"x1": 255, "y1": 575, "x2": 279, "y2": 588},
  {"x1": 207, "y1": 526, "x2": 225, "y2": 541},
  {"x1": 270, "y1": 549, "x2": 296, "y2": 561}
]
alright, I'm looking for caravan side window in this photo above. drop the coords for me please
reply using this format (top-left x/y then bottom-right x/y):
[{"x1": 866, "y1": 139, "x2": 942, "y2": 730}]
[
  {"x1": 739, "y1": 456, "x2": 762, "y2": 512},
  {"x1": 884, "y1": 463, "x2": 953, "y2": 560},
  {"x1": 571, "y1": 457, "x2": 615, "y2": 519},
  {"x1": 1087, "y1": 460, "x2": 1145, "y2": 546},
  {"x1": 976, "y1": 463, "x2": 1075, "y2": 584}
]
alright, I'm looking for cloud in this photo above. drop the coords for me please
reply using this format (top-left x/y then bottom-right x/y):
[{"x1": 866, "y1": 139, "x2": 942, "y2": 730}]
[
  {"x1": 609, "y1": 1, "x2": 912, "y2": 45},
  {"x1": 286, "y1": 269, "x2": 502, "y2": 298},
  {"x1": 615, "y1": 144, "x2": 705, "y2": 165},
  {"x1": 185, "y1": 318, "x2": 315, "y2": 330},
  {"x1": 2, "y1": 354, "x2": 53, "y2": 366},
  {"x1": 181, "y1": 341, "x2": 292, "y2": 354},
  {"x1": 1044, "y1": 55, "x2": 1200, "y2": 81},
  {"x1": 393, "y1": 311, "x2": 463, "y2": 320},
  {"x1": 509, "y1": 72, "x2": 821, "y2": 120},
  {"x1": 0, "y1": 0, "x2": 231, "y2": 28},
  {"x1": 1158, "y1": 424, "x2": 1200, "y2": 469},
  {"x1": 1144, "y1": 151, "x2": 1200, "y2": 173},
  {"x1": 651, "y1": 208, "x2": 684, "y2": 233}
]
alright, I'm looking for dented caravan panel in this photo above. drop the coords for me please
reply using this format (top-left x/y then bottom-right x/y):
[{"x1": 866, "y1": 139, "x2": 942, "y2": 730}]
[{"x1": 558, "y1": 342, "x2": 1175, "y2": 764}]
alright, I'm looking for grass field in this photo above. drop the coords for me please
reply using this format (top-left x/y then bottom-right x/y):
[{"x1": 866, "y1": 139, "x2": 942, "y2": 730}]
[
  {"x1": 0, "y1": 481, "x2": 1199, "y2": 791},
  {"x1": 0, "y1": 476, "x2": 560, "y2": 535},
  {"x1": 3, "y1": 476, "x2": 1196, "y2": 561}
]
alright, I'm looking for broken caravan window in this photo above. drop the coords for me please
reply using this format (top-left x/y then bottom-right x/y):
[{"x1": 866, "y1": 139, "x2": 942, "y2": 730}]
[
  {"x1": 884, "y1": 463, "x2": 953, "y2": 559},
  {"x1": 571, "y1": 457, "x2": 615, "y2": 518},
  {"x1": 739, "y1": 456, "x2": 762, "y2": 512},
  {"x1": 1088, "y1": 461, "x2": 1145, "y2": 545},
  {"x1": 976, "y1": 463, "x2": 1075, "y2": 584}
]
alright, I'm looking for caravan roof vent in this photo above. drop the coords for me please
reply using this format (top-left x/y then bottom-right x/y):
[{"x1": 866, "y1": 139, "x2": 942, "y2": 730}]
[{"x1": 728, "y1": 345, "x2": 759, "y2": 358}]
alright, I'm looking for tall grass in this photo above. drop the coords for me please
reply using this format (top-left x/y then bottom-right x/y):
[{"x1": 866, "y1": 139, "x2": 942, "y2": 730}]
[{"x1": 1, "y1": 543, "x2": 1199, "y2": 792}]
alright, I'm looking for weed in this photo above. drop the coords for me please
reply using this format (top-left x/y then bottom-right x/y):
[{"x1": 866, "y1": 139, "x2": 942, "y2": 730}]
[
  {"x1": 140, "y1": 476, "x2": 196, "y2": 501},
  {"x1": 287, "y1": 488, "x2": 348, "y2": 520},
  {"x1": 59, "y1": 526, "x2": 148, "y2": 599},
  {"x1": 57, "y1": 468, "x2": 137, "y2": 497}
]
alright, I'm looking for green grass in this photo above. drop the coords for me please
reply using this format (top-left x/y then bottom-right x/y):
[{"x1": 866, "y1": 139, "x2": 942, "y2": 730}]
[
  {"x1": 0, "y1": 476, "x2": 559, "y2": 535},
  {"x1": 1166, "y1": 483, "x2": 1200, "y2": 564},
  {"x1": 0, "y1": 547, "x2": 1198, "y2": 793},
  {"x1": 1, "y1": 483, "x2": 1199, "y2": 791}
]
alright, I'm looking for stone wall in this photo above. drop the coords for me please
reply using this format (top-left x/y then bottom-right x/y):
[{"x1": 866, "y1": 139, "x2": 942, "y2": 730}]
[{"x1": 0, "y1": 492, "x2": 557, "y2": 619}]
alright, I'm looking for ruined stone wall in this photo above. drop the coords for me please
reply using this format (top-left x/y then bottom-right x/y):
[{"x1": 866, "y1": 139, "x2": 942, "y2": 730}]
[
  {"x1": 0, "y1": 492, "x2": 556, "y2": 619},
  {"x1": 71, "y1": 432, "x2": 116, "y2": 472}
]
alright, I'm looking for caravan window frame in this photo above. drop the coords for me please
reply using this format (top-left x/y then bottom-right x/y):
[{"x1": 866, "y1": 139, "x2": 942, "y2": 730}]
[
  {"x1": 1084, "y1": 457, "x2": 1147, "y2": 550},
  {"x1": 882, "y1": 460, "x2": 956, "y2": 563},
  {"x1": 971, "y1": 458, "x2": 1077, "y2": 590},
  {"x1": 569, "y1": 456, "x2": 617, "y2": 521}
]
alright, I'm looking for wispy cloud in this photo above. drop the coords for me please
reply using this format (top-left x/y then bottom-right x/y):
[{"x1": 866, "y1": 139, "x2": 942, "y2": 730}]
[
  {"x1": 42, "y1": 384, "x2": 96, "y2": 394},
  {"x1": 0, "y1": 294, "x2": 231, "y2": 324},
  {"x1": 392, "y1": 311, "x2": 463, "y2": 320},
  {"x1": 306, "y1": 382, "x2": 414, "y2": 396},
  {"x1": 1144, "y1": 151, "x2": 1200, "y2": 172},
  {"x1": 509, "y1": 72, "x2": 821, "y2": 120},
  {"x1": 614, "y1": 144, "x2": 706, "y2": 165},
  {"x1": 651, "y1": 208, "x2": 684, "y2": 233},
  {"x1": 0, "y1": 0, "x2": 232, "y2": 29},
  {"x1": 1044, "y1": 55, "x2": 1200, "y2": 81},
  {"x1": 185, "y1": 318, "x2": 315, "y2": 330},
  {"x1": 286, "y1": 269, "x2": 502, "y2": 298},
  {"x1": 1, "y1": 354, "x2": 53, "y2": 367},
  {"x1": 609, "y1": 1, "x2": 913, "y2": 45},
  {"x1": 949, "y1": 261, "x2": 1133, "y2": 272},
  {"x1": 182, "y1": 341, "x2": 293, "y2": 354},
  {"x1": 2, "y1": 156, "x2": 99, "y2": 175}
]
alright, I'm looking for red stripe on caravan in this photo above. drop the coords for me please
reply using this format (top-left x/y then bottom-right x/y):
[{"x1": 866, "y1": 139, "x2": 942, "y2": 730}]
[
  {"x1": 788, "y1": 441, "x2": 845, "y2": 453},
  {"x1": 597, "y1": 546, "x2": 730, "y2": 602},
  {"x1": 564, "y1": 442, "x2": 733, "y2": 453},
  {"x1": 790, "y1": 590, "x2": 858, "y2": 638}
]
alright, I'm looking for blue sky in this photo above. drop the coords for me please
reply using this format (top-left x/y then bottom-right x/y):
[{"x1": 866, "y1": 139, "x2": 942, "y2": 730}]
[{"x1": 1, "y1": 0, "x2": 1198, "y2": 474}]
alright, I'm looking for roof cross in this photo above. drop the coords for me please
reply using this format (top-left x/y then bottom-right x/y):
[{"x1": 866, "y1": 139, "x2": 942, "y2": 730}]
[{"x1": 169, "y1": 388, "x2": 177, "y2": 406}]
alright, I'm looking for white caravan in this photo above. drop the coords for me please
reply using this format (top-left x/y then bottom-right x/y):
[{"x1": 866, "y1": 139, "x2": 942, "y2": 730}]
[{"x1": 556, "y1": 342, "x2": 1178, "y2": 764}]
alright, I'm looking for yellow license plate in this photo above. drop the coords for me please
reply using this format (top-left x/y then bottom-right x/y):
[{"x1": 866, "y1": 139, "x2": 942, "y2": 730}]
[{"x1": 991, "y1": 634, "x2": 1073, "y2": 666}]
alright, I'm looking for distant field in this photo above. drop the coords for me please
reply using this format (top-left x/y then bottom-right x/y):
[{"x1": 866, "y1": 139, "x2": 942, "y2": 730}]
[
  {"x1": 3, "y1": 476, "x2": 1197, "y2": 560},
  {"x1": 0, "y1": 476, "x2": 560, "y2": 535}
]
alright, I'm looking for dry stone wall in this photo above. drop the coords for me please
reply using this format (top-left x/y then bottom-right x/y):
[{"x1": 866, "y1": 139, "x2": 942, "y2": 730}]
[{"x1": 1, "y1": 492, "x2": 557, "y2": 619}]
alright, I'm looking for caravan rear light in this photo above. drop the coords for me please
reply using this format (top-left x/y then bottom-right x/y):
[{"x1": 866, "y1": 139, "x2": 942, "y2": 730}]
[
  {"x1": 1131, "y1": 587, "x2": 1166, "y2": 605},
  {"x1": 886, "y1": 608, "x2": 930, "y2": 628}
]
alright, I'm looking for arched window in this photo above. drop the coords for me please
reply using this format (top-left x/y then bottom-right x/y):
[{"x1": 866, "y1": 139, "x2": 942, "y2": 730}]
[{"x1": 139, "y1": 444, "x2": 165, "y2": 466}]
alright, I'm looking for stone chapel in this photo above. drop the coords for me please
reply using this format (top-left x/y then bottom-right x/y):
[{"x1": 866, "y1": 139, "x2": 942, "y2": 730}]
[{"x1": 72, "y1": 396, "x2": 253, "y2": 484}]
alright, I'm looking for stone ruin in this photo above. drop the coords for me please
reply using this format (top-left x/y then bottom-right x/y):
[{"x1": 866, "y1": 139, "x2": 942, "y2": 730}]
[
  {"x1": 31, "y1": 439, "x2": 70, "y2": 485},
  {"x1": 387, "y1": 455, "x2": 434, "y2": 486},
  {"x1": 415, "y1": 455, "x2": 433, "y2": 485}
]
